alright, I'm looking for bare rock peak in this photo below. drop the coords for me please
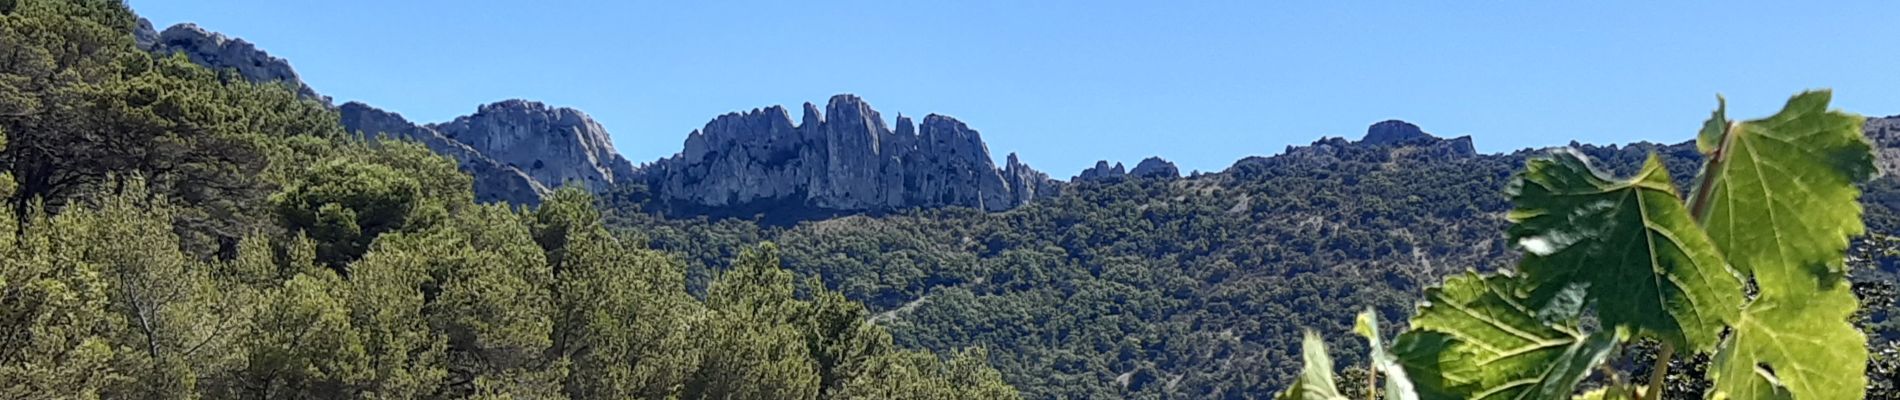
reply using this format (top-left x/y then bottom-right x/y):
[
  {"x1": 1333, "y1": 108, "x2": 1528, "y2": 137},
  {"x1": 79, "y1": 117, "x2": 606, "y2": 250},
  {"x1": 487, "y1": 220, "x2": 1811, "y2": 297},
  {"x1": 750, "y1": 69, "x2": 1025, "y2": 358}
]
[
  {"x1": 646, "y1": 94, "x2": 1054, "y2": 215},
  {"x1": 1360, "y1": 119, "x2": 1431, "y2": 145},
  {"x1": 430, "y1": 100, "x2": 635, "y2": 193},
  {"x1": 145, "y1": 22, "x2": 327, "y2": 103},
  {"x1": 1076, "y1": 160, "x2": 1128, "y2": 182},
  {"x1": 1130, "y1": 157, "x2": 1181, "y2": 179},
  {"x1": 801, "y1": 102, "x2": 825, "y2": 127},
  {"x1": 896, "y1": 114, "x2": 917, "y2": 137}
]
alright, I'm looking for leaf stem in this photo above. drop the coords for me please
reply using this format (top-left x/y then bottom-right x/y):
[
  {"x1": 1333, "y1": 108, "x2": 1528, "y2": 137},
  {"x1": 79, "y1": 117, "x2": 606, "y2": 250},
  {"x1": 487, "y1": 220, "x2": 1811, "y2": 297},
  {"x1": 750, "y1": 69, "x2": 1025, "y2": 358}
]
[
  {"x1": 1687, "y1": 121, "x2": 1737, "y2": 223},
  {"x1": 1367, "y1": 358, "x2": 1377, "y2": 400},
  {"x1": 1643, "y1": 342, "x2": 1675, "y2": 400}
]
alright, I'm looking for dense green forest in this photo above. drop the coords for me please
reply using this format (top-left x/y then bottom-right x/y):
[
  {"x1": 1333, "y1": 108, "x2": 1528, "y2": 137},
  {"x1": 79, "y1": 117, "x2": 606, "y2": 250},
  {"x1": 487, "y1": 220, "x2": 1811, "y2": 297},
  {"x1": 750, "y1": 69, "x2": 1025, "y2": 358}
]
[
  {"x1": 0, "y1": 1, "x2": 1016, "y2": 398},
  {"x1": 7, "y1": 1, "x2": 1900, "y2": 399}
]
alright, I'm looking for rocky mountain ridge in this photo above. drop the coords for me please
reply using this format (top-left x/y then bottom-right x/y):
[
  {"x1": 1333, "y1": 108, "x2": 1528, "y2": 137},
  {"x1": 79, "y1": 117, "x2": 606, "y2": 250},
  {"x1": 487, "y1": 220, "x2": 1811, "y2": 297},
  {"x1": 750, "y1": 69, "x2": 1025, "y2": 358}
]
[
  {"x1": 139, "y1": 20, "x2": 639, "y2": 204},
  {"x1": 136, "y1": 20, "x2": 1064, "y2": 214},
  {"x1": 137, "y1": 20, "x2": 1533, "y2": 219},
  {"x1": 644, "y1": 95, "x2": 1058, "y2": 216},
  {"x1": 1074, "y1": 157, "x2": 1182, "y2": 182}
]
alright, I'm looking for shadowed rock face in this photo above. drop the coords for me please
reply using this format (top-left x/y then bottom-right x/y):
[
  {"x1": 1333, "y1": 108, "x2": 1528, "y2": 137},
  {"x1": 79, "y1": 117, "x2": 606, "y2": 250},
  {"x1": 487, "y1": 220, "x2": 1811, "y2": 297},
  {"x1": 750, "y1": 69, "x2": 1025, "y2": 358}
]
[
  {"x1": 1075, "y1": 160, "x2": 1126, "y2": 182},
  {"x1": 647, "y1": 94, "x2": 1057, "y2": 214},
  {"x1": 1360, "y1": 119, "x2": 1429, "y2": 146},
  {"x1": 1074, "y1": 157, "x2": 1179, "y2": 182},
  {"x1": 1129, "y1": 157, "x2": 1181, "y2": 179},
  {"x1": 1354, "y1": 119, "x2": 1476, "y2": 157},
  {"x1": 1004, "y1": 153, "x2": 1061, "y2": 205}
]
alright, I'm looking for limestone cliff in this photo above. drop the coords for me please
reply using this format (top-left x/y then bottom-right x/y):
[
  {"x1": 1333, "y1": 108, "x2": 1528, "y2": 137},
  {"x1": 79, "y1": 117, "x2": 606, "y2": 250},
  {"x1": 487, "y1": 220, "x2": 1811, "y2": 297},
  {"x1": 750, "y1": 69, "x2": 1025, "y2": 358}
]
[
  {"x1": 645, "y1": 94, "x2": 1055, "y2": 214},
  {"x1": 141, "y1": 22, "x2": 328, "y2": 103},
  {"x1": 429, "y1": 100, "x2": 637, "y2": 193}
]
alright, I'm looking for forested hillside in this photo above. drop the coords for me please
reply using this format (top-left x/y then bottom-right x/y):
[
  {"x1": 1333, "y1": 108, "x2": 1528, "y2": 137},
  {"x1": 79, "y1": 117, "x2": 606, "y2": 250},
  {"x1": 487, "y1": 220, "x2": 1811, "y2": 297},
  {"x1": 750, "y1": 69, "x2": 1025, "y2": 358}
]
[
  {"x1": 0, "y1": 1, "x2": 1015, "y2": 398},
  {"x1": 608, "y1": 128, "x2": 1900, "y2": 399},
  {"x1": 7, "y1": 1, "x2": 1900, "y2": 400}
]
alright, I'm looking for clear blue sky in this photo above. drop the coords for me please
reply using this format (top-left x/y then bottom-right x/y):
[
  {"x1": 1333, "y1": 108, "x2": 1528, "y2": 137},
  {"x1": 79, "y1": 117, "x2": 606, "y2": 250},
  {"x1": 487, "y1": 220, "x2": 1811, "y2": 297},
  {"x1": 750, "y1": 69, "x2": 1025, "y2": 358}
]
[{"x1": 133, "y1": 1, "x2": 1900, "y2": 175}]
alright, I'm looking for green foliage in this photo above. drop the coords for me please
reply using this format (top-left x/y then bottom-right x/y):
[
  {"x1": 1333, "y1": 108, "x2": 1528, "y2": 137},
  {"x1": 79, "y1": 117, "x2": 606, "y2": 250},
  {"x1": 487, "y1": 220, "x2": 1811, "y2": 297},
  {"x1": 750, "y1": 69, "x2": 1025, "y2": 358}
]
[
  {"x1": 1509, "y1": 152, "x2": 1742, "y2": 349},
  {"x1": 1, "y1": 0, "x2": 344, "y2": 256},
  {"x1": 1697, "y1": 92, "x2": 1873, "y2": 400},
  {"x1": 273, "y1": 158, "x2": 426, "y2": 269},
  {"x1": 1386, "y1": 91, "x2": 1875, "y2": 400},
  {"x1": 0, "y1": 2, "x2": 1020, "y2": 398},
  {"x1": 1393, "y1": 272, "x2": 1615, "y2": 400},
  {"x1": 0, "y1": 145, "x2": 116, "y2": 396}
]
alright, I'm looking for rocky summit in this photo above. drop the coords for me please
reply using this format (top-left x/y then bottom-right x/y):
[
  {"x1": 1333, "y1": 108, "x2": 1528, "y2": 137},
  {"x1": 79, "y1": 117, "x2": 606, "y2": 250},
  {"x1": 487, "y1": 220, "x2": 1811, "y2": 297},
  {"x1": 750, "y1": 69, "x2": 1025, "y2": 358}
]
[
  {"x1": 429, "y1": 100, "x2": 638, "y2": 194},
  {"x1": 140, "y1": 21, "x2": 328, "y2": 103},
  {"x1": 644, "y1": 95, "x2": 1058, "y2": 216},
  {"x1": 1074, "y1": 157, "x2": 1181, "y2": 182},
  {"x1": 1129, "y1": 157, "x2": 1181, "y2": 179},
  {"x1": 1355, "y1": 119, "x2": 1477, "y2": 157},
  {"x1": 1075, "y1": 161, "x2": 1127, "y2": 182}
]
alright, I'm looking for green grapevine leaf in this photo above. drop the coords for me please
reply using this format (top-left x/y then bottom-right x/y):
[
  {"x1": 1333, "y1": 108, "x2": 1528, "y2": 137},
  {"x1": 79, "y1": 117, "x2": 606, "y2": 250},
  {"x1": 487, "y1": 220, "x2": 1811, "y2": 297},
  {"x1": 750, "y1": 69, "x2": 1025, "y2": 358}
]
[
  {"x1": 1694, "y1": 90, "x2": 1875, "y2": 293},
  {"x1": 1356, "y1": 309, "x2": 1419, "y2": 400},
  {"x1": 1709, "y1": 288, "x2": 1863, "y2": 400},
  {"x1": 1277, "y1": 331, "x2": 1348, "y2": 400},
  {"x1": 1507, "y1": 151, "x2": 1743, "y2": 349},
  {"x1": 1393, "y1": 272, "x2": 1616, "y2": 400},
  {"x1": 1695, "y1": 91, "x2": 1874, "y2": 400}
]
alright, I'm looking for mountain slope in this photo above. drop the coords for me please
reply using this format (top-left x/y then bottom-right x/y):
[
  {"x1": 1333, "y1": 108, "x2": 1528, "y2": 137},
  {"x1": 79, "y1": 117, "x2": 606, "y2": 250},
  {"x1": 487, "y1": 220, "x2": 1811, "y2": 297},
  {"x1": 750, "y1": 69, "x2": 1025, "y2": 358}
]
[{"x1": 616, "y1": 120, "x2": 1900, "y2": 399}]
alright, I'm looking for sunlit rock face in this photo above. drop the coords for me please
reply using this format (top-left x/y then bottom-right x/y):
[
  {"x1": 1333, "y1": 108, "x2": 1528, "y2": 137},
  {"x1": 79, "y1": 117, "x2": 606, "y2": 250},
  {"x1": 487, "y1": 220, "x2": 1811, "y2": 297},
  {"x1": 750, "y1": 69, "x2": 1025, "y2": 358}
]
[
  {"x1": 646, "y1": 94, "x2": 1057, "y2": 214},
  {"x1": 143, "y1": 22, "x2": 329, "y2": 103},
  {"x1": 429, "y1": 100, "x2": 637, "y2": 193}
]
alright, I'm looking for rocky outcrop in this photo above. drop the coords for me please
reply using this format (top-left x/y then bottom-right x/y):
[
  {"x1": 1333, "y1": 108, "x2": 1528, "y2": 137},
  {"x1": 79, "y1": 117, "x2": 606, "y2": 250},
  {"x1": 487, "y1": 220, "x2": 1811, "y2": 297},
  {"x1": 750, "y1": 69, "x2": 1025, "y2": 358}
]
[
  {"x1": 336, "y1": 100, "x2": 645, "y2": 203},
  {"x1": 428, "y1": 100, "x2": 637, "y2": 193},
  {"x1": 135, "y1": 18, "x2": 159, "y2": 49},
  {"x1": 646, "y1": 94, "x2": 1053, "y2": 214},
  {"x1": 1076, "y1": 157, "x2": 1179, "y2": 181},
  {"x1": 1360, "y1": 120, "x2": 1430, "y2": 146},
  {"x1": 1003, "y1": 153, "x2": 1061, "y2": 205},
  {"x1": 143, "y1": 23, "x2": 329, "y2": 103},
  {"x1": 1129, "y1": 157, "x2": 1180, "y2": 179},
  {"x1": 339, "y1": 103, "x2": 547, "y2": 204},
  {"x1": 1354, "y1": 120, "x2": 1476, "y2": 157},
  {"x1": 1075, "y1": 161, "x2": 1127, "y2": 182}
]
